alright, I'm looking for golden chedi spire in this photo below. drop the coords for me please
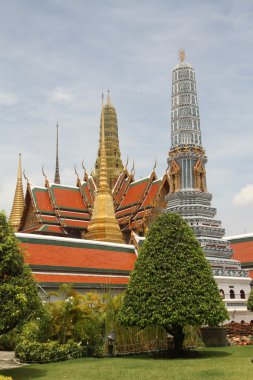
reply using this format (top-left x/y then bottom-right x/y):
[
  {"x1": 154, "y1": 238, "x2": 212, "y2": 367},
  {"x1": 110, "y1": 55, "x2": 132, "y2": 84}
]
[
  {"x1": 93, "y1": 90, "x2": 123, "y2": 189},
  {"x1": 86, "y1": 94, "x2": 124, "y2": 244},
  {"x1": 9, "y1": 154, "x2": 25, "y2": 231}
]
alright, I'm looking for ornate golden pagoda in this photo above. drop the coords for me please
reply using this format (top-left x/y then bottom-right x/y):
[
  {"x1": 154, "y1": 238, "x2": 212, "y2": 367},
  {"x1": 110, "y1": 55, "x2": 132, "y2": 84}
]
[
  {"x1": 86, "y1": 95, "x2": 124, "y2": 244},
  {"x1": 9, "y1": 154, "x2": 25, "y2": 231},
  {"x1": 93, "y1": 91, "x2": 123, "y2": 189}
]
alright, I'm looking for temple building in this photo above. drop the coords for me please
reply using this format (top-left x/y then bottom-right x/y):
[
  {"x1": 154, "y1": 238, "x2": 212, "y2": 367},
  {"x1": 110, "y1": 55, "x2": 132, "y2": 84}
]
[
  {"x1": 165, "y1": 50, "x2": 252, "y2": 320},
  {"x1": 12, "y1": 92, "x2": 169, "y2": 245},
  {"x1": 9, "y1": 54, "x2": 252, "y2": 321}
]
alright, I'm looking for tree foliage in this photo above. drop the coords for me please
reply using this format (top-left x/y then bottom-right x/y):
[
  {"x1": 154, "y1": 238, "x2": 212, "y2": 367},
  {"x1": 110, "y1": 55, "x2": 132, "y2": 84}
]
[
  {"x1": 0, "y1": 211, "x2": 42, "y2": 334},
  {"x1": 247, "y1": 288, "x2": 253, "y2": 311},
  {"x1": 119, "y1": 212, "x2": 228, "y2": 351}
]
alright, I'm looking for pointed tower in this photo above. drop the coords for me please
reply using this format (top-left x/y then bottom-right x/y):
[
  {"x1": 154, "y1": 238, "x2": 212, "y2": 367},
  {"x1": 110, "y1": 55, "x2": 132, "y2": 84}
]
[
  {"x1": 87, "y1": 95, "x2": 124, "y2": 244},
  {"x1": 54, "y1": 124, "x2": 60, "y2": 184},
  {"x1": 166, "y1": 49, "x2": 232, "y2": 257},
  {"x1": 93, "y1": 91, "x2": 123, "y2": 189},
  {"x1": 166, "y1": 52, "x2": 252, "y2": 316},
  {"x1": 9, "y1": 154, "x2": 25, "y2": 231}
]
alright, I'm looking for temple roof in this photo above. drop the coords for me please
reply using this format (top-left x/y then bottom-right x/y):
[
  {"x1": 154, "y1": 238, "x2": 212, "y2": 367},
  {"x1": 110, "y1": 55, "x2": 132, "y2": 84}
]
[
  {"x1": 19, "y1": 166, "x2": 170, "y2": 241},
  {"x1": 16, "y1": 233, "x2": 136, "y2": 288}
]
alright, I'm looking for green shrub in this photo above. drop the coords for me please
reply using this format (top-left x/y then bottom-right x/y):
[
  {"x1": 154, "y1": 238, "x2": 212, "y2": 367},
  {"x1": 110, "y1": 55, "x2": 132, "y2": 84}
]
[
  {"x1": 73, "y1": 318, "x2": 104, "y2": 356},
  {"x1": 15, "y1": 339, "x2": 82, "y2": 363},
  {"x1": 0, "y1": 329, "x2": 18, "y2": 350},
  {"x1": 0, "y1": 376, "x2": 13, "y2": 380},
  {"x1": 247, "y1": 289, "x2": 253, "y2": 311}
]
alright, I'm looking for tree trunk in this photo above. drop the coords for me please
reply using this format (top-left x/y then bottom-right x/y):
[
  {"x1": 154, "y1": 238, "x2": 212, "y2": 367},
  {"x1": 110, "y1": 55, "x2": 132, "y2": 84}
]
[{"x1": 171, "y1": 326, "x2": 185, "y2": 354}]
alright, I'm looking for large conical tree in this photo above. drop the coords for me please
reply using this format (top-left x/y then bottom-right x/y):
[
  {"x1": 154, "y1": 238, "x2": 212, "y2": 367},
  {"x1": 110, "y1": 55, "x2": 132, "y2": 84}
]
[
  {"x1": 119, "y1": 212, "x2": 228, "y2": 352},
  {"x1": 0, "y1": 211, "x2": 42, "y2": 334}
]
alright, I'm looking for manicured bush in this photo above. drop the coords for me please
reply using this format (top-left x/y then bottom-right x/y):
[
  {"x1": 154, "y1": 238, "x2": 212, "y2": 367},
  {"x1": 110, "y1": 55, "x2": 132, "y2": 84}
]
[
  {"x1": 0, "y1": 329, "x2": 18, "y2": 351},
  {"x1": 247, "y1": 289, "x2": 253, "y2": 311},
  {"x1": 15, "y1": 339, "x2": 82, "y2": 363},
  {"x1": 119, "y1": 212, "x2": 228, "y2": 353}
]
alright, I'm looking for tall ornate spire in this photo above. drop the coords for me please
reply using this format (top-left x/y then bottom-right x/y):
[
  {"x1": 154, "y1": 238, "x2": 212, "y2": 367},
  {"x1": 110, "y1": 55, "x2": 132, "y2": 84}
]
[
  {"x1": 166, "y1": 51, "x2": 232, "y2": 259},
  {"x1": 86, "y1": 94, "x2": 124, "y2": 244},
  {"x1": 54, "y1": 124, "x2": 60, "y2": 184},
  {"x1": 166, "y1": 52, "x2": 252, "y2": 317},
  {"x1": 9, "y1": 154, "x2": 25, "y2": 231},
  {"x1": 93, "y1": 92, "x2": 123, "y2": 189}
]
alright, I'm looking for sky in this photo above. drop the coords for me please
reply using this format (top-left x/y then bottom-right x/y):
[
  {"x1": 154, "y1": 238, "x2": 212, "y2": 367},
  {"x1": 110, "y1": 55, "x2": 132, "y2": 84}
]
[{"x1": 0, "y1": 0, "x2": 252, "y2": 236}]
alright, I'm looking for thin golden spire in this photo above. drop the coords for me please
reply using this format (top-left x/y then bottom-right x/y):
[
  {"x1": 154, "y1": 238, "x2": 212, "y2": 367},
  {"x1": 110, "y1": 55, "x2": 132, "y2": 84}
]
[
  {"x1": 107, "y1": 89, "x2": 111, "y2": 105},
  {"x1": 86, "y1": 94, "x2": 124, "y2": 244},
  {"x1": 9, "y1": 154, "x2": 25, "y2": 231}
]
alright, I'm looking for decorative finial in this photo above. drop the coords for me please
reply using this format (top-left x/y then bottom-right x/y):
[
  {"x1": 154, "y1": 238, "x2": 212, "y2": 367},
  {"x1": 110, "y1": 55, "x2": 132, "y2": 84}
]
[
  {"x1": 131, "y1": 160, "x2": 135, "y2": 176},
  {"x1": 178, "y1": 48, "x2": 185, "y2": 63},
  {"x1": 23, "y1": 170, "x2": 28, "y2": 182},
  {"x1": 74, "y1": 165, "x2": 80, "y2": 181},
  {"x1": 152, "y1": 159, "x2": 157, "y2": 172},
  {"x1": 107, "y1": 89, "x2": 111, "y2": 105},
  {"x1": 42, "y1": 165, "x2": 48, "y2": 182},
  {"x1": 125, "y1": 156, "x2": 129, "y2": 169},
  {"x1": 54, "y1": 124, "x2": 61, "y2": 184}
]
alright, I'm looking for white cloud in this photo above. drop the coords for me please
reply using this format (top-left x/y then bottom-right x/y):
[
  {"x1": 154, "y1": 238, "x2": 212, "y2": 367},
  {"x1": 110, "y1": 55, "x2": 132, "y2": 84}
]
[
  {"x1": 0, "y1": 91, "x2": 18, "y2": 106},
  {"x1": 50, "y1": 87, "x2": 74, "y2": 103},
  {"x1": 233, "y1": 185, "x2": 253, "y2": 206}
]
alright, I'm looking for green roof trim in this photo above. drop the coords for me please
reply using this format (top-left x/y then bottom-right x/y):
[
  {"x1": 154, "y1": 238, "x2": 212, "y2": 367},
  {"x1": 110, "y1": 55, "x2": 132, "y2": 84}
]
[
  {"x1": 18, "y1": 235, "x2": 135, "y2": 253},
  {"x1": 38, "y1": 282, "x2": 127, "y2": 289},
  {"x1": 128, "y1": 177, "x2": 150, "y2": 188},
  {"x1": 241, "y1": 262, "x2": 253, "y2": 268},
  {"x1": 229, "y1": 236, "x2": 253, "y2": 243},
  {"x1": 31, "y1": 264, "x2": 130, "y2": 275}
]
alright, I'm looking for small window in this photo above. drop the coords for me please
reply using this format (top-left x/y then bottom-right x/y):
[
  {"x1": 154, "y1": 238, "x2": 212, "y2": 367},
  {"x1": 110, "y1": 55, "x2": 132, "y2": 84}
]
[
  {"x1": 240, "y1": 290, "x2": 245, "y2": 299},
  {"x1": 220, "y1": 289, "x2": 225, "y2": 299},
  {"x1": 230, "y1": 289, "x2": 235, "y2": 299}
]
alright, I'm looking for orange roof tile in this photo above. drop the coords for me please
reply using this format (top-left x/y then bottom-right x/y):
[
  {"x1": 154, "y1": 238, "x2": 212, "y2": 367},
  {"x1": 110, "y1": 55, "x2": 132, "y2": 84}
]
[
  {"x1": 40, "y1": 215, "x2": 58, "y2": 224},
  {"x1": 116, "y1": 205, "x2": 138, "y2": 218},
  {"x1": 39, "y1": 225, "x2": 66, "y2": 234},
  {"x1": 81, "y1": 182, "x2": 93, "y2": 205},
  {"x1": 248, "y1": 270, "x2": 253, "y2": 279},
  {"x1": 231, "y1": 241, "x2": 253, "y2": 263},
  {"x1": 50, "y1": 185, "x2": 86, "y2": 211},
  {"x1": 118, "y1": 178, "x2": 150, "y2": 209},
  {"x1": 32, "y1": 188, "x2": 54, "y2": 214},
  {"x1": 141, "y1": 180, "x2": 161, "y2": 208},
  {"x1": 59, "y1": 210, "x2": 90, "y2": 220},
  {"x1": 60, "y1": 219, "x2": 89, "y2": 229},
  {"x1": 114, "y1": 179, "x2": 129, "y2": 204},
  {"x1": 20, "y1": 239, "x2": 136, "y2": 272}
]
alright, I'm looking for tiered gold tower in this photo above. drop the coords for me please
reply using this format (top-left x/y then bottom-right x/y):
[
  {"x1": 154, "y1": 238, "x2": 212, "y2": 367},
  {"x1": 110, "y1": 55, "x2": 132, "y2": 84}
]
[
  {"x1": 93, "y1": 91, "x2": 123, "y2": 189},
  {"x1": 86, "y1": 96, "x2": 124, "y2": 244},
  {"x1": 9, "y1": 154, "x2": 25, "y2": 231}
]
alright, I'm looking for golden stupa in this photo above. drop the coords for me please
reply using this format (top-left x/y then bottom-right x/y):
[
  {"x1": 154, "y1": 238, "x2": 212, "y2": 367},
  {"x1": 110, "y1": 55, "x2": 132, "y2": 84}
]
[
  {"x1": 93, "y1": 91, "x2": 123, "y2": 189},
  {"x1": 86, "y1": 95, "x2": 124, "y2": 244},
  {"x1": 9, "y1": 154, "x2": 25, "y2": 231}
]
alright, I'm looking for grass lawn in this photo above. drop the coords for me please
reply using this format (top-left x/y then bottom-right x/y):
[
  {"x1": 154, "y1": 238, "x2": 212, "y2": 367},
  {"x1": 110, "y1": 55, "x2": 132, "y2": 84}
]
[{"x1": 1, "y1": 346, "x2": 253, "y2": 380}]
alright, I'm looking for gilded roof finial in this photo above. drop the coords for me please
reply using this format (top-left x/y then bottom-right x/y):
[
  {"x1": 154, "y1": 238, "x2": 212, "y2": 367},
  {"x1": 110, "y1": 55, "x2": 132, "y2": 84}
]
[
  {"x1": 42, "y1": 165, "x2": 49, "y2": 186},
  {"x1": 9, "y1": 154, "x2": 25, "y2": 231},
  {"x1": 178, "y1": 48, "x2": 185, "y2": 63}
]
